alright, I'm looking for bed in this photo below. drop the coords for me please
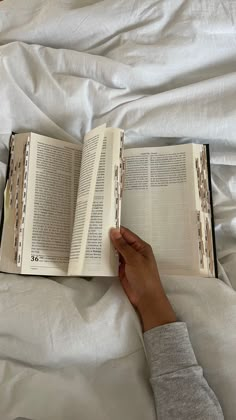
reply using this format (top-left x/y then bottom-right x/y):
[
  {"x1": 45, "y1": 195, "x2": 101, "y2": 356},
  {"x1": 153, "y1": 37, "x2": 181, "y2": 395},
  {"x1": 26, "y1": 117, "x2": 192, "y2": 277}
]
[{"x1": 0, "y1": 1, "x2": 236, "y2": 419}]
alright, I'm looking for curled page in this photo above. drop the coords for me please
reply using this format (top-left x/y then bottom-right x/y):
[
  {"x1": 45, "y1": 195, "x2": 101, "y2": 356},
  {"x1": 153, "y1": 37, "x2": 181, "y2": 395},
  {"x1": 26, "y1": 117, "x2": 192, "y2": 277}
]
[{"x1": 68, "y1": 125, "x2": 106, "y2": 276}]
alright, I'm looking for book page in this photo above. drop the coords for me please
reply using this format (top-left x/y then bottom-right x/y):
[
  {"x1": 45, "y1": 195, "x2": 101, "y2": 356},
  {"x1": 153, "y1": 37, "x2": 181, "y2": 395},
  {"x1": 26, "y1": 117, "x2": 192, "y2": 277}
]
[
  {"x1": 21, "y1": 134, "x2": 82, "y2": 276},
  {"x1": 122, "y1": 145, "x2": 200, "y2": 276},
  {"x1": 68, "y1": 125, "x2": 105, "y2": 275},
  {"x1": 81, "y1": 128, "x2": 122, "y2": 276},
  {"x1": 68, "y1": 126, "x2": 122, "y2": 276}
]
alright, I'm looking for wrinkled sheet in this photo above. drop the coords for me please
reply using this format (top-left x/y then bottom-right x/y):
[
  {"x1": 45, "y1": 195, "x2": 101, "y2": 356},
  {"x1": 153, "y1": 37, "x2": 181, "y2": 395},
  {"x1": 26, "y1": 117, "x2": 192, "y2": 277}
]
[{"x1": 0, "y1": 0, "x2": 236, "y2": 419}]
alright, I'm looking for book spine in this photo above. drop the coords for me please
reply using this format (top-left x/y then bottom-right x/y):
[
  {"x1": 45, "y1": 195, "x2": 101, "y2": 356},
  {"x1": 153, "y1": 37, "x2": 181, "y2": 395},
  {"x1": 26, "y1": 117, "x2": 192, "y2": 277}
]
[
  {"x1": 14, "y1": 158, "x2": 21, "y2": 263},
  {"x1": 0, "y1": 134, "x2": 14, "y2": 246},
  {"x1": 114, "y1": 131, "x2": 125, "y2": 228},
  {"x1": 17, "y1": 136, "x2": 30, "y2": 268},
  {"x1": 9, "y1": 134, "x2": 15, "y2": 209},
  {"x1": 195, "y1": 145, "x2": 216, "y2": 277},
  {"x1": 205, "y1": 144, "x2": 218, "y2": 278},
  {"x1": 114, "y1": 165, "x2": 120, "y2": 228},
  {"x1": 10, "y1": 135, "x2": 21, "y2": 263},
  {"x1": 196, "y1": 210, "x2": 204, "y2": 269},
  {"x1": 120, "y1": 131, "x2": 125, "y2": 198}
]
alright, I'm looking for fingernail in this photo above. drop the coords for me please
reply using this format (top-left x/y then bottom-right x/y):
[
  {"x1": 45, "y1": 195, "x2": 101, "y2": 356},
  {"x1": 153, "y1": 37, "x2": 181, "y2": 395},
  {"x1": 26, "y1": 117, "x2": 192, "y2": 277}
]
[{"x1": 110, "y1": 228, "x2": 122, "y2": 240}]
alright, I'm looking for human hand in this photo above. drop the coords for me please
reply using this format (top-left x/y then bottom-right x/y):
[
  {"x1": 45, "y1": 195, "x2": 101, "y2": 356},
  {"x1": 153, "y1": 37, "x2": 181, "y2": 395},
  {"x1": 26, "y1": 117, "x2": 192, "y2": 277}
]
[{"x1": 110, "y1": 227, "x2": 177, "y2": 332}]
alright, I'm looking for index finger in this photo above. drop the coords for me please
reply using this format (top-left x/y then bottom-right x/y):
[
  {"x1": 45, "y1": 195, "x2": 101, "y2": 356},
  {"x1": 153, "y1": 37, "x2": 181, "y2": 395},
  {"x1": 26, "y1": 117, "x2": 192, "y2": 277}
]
[
  {"x1": 110, "y1": 228, "x2": 137, "y2": 263},
  {"x1": 120, "y1": 226, "x2": 150, "y2": 255}
]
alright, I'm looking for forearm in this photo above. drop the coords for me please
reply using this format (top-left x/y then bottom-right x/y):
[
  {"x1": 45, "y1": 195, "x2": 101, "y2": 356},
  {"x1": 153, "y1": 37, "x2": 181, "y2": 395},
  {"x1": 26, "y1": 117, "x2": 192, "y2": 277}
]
[{"x1": 144, "y1": 322, "x2": 224, "y2": 420}]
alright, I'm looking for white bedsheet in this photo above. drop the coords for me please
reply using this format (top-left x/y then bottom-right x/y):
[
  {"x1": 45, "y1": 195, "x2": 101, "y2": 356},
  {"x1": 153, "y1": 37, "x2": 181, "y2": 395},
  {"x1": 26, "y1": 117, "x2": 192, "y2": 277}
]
[{"x1": 1, "y1": 0, "x2": 236, "y2": 419}]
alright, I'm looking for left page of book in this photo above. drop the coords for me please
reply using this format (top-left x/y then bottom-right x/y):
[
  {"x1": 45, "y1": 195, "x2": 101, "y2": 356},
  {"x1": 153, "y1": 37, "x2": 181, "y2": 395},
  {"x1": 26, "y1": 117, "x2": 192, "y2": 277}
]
[
  {"x1": 20, "y1": 133, "x2": 82, "y2": 276},
  {"x1": 0, "y1": 133, "x2": 29, "y2": 274}
]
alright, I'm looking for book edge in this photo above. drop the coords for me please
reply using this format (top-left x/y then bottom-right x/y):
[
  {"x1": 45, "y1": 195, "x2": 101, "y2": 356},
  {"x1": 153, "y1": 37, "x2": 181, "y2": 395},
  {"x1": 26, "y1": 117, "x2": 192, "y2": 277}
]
[{"x1": 205, "y1": 144, "x2": 218, "y2": 278}]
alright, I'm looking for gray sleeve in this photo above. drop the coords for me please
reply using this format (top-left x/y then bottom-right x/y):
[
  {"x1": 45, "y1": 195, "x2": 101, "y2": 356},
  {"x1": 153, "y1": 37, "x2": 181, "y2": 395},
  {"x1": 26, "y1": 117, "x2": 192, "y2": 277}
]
[{"x1": 144, "y1": 322, "x2": 224, "y2": 420}]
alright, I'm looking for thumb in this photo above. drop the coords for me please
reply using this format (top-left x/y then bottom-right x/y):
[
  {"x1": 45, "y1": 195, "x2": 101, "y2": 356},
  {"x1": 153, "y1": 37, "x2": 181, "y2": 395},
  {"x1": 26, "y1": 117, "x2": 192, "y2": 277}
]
[{"x1": 110, "y1": 228, "x2": 137, "y2": 263}]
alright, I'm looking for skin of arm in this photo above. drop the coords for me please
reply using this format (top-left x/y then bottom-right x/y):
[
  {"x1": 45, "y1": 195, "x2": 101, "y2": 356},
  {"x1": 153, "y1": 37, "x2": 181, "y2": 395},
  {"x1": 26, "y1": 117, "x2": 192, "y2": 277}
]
[{"x1": 110, "y1": 227, "x2": 224, "y2": 420}]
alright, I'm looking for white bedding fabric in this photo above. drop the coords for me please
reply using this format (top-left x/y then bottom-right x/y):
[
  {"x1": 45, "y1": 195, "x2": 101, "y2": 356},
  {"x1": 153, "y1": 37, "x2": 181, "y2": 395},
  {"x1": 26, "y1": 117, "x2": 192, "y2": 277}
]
[{"x1": 0, "y1": 0, "x2": 236, "y2": 419}]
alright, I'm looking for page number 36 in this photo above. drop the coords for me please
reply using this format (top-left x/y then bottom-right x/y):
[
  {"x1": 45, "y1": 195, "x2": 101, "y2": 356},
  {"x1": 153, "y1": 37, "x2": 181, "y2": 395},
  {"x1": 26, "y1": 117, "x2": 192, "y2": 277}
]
[{"x1": 31, "y1": 256, "x2": 39, "y2": 262}]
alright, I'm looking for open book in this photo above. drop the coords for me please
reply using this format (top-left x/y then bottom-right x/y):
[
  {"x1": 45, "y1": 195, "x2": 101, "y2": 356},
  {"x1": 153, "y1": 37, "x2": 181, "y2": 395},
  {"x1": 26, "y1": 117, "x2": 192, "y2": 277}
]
[{"x1": 0, "y1": 125, "x2": 217, "y2": 277}]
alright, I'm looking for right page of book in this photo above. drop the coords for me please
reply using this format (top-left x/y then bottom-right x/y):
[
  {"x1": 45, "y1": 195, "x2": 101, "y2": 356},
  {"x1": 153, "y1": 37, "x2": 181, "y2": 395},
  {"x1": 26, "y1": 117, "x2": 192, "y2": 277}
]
[{"x1": 122, "y1": 144, "x2": 209, "y2": 276}]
